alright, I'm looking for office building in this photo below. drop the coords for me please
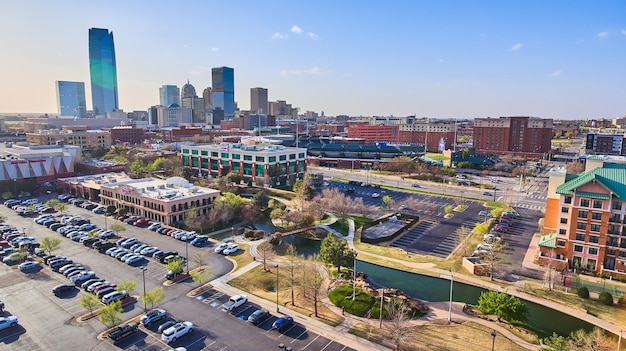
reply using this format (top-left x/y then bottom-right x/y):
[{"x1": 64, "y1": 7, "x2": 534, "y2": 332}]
[
  {"x1": 159, "y1": 85, "x2": 180, "y2": 106},
  {"x1": 88, "y1": 28, "x2": 118, "y2": 116},
  {"x1": 26, "y1": 126, "x2": 111, "y2": 151},
  {"x1": 211, "y1": 67, "x2": 235, "y2": 123},
  {"x1": 58, "y1": 173, "x2": 220, "y2": 225},
  {"x1": 153, "y1": 104, "x2": 192, "y2": 127},
  {"x1": 0, "y1": 144, "x2": 81, "y2": 183},
  {"x1": 55, "y1": 81, "x2": 87, "y2": 118},
  {"x1": 473, "y1": 116, "x2": 553, "y2": 157},
  {"x1": 202, "y1": 87, "x2": 212, "y2": 110},
  {"x1": 585, "y1": 132, "x2": 626, "y2": 155},
  {"x1": 109, "y1": 124, "x2": 145, "y2": 145},
  {"x1": 181, "y1": 141, "x2": 307, "y2": 187},
  {"x1": 250, "y1": 87, "x2": 268, "y2": 114},
  {"x1": 540, "y1": 156, "x2": 626, "y2": 279}
]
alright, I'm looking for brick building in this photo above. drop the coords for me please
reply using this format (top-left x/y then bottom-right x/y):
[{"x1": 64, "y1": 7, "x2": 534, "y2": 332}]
[
  {"x1": 585, "y1": 133, "x2": 626, "y2": 155},
  {"x1": 347, "y1": 125, "x2": 399, "y2": 144},
  {"x1": 109, "y1": 124, "x2": 145, "y2": 145},
  {"x1": 26, "y1": 126, "x2": 111, "y2": 151},
  {"x1": 161, "y1": 125, "x2": 203, "y2": 142},
  {"x1": 473, "y1": 116, "x2": 553, "y2": 158}
]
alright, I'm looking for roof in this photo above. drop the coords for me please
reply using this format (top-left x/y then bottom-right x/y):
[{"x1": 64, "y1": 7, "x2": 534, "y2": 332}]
[
  {"x1": 538, "y1": 233, "x2": 557, "y2": 248},
  {"x1": 555, "y1": 163, "x2": 626, "y2": 199},
  {"x1": 573, "y1": 191, "x2": 610, "y2": 200}
]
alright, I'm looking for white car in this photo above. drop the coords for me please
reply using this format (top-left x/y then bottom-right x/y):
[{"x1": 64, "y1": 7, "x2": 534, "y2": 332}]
[
  {"x1": 181, "y1": 232, "x2": 196, "y2": 241},
  {"x1": 371, "y1": 192, "x2": 381, "y2": 198},
  {"x1": 125, "y1": 255, "x2": 145, "y2": 265},
  {"x1": 161, "y1": 321, "x2": 193, "y2": 343},
  {"x1": 0, "y1": 315, "x2": 18, "y2": 331},
  {"x1": 214, "y1": 243, "x2": 229, "y2": 254},
  {"x1": 222, "y1": 243, "x2": 240, "y2": 255},
  {"x1": 140, "y1": 246, "x2": 158, "y2": 256}
]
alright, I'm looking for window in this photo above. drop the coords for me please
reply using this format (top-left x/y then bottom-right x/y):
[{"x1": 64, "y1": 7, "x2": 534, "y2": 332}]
[
  {"x1": 232, "y1": 154, "x2": 240, "y2": 160},
  {"x1": 299, "y1": 153, "x2": 305, "y2": 158},
  {"x1": 575, "y1": 233, "x2": 585, "y2": 241},
  {"x1": 561, "y1": 207, "x2": 569, "y2": 213},
  {"x1": 612, "y1": 201, "x2": 622, "y2": 210},
  {"x1": 580, "y1": 199, "x2": 590, "y2": 207},
  {"x1": 560, "y1": 218, "x2": 568, "y2": 224},
  {"x1": 279, "y1": 155, "x2": 286, "y2": 161},
  {"x1": 620, "y1": 251, "x2": 626, "y2": 258},
  {"x1": 182, "y1": 149, "x2": 189, "y2": 154},
  {"x1": 586, "y1": 258, "x2": 597, "y2": 270},
  {"x1": 588, "y1": 247, "x2": 598, "y2": 255},
  {"x1": 211, "y1": 152, "x2": 218, "y2": 157},
  {"x1": 269, "y1": 156, "x2": 276, "y2": 162},
  {"x1": 559, "y1": 229, "x2": 567, "y2": 235},
  {"x1": 289, "y1": 154, "x2": 296, "y2": 160},
  {"x1": 255, "y1": 156, "x2": 265, "y2": 162},
  {"x1": 589, "y1": 235, "x2": 599, "y2": 243},
  {"x1": 578, "y1": 210, "x2": 588, "y2": 219},
  {"x1": 201, "y1": 150, "x2": 208, "y2": 156},
  {"x1": 590, "y1": 224, "x2": 600, "y2": 232},
  {"x1": 576, "y1": 222, "x2": 586, "y2": 230},
  {"x1": 593, "y1": 200, "x2": 603, "y2": 209},
  {"x1": 191, "y1": 150, "x2": 198, "y2": 155},
  {"x1": 607, "y1": 248, "x2": 616, "y2": 255},
  {"x1": 591, "y1": 212, "x2": 602, "y2": 220},
  {"x1": 564, "y1": 196, "x2": 572, "y2": 204},
  {"x1": 244, "y1": 155, "x2": 252, "y2": 161},
  {"x1": 221, "y1": 153, "x2": 229, "y2": 158},
  {"x1": 557, "y1": 240, "x2": 566, "y2": 247},
  {"x1": 574, "y1": 245, "x2": 583, "y2": 252}
]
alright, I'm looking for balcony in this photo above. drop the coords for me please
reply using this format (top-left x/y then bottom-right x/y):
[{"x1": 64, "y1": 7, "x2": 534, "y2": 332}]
[{"x1": 609, "y1": 216, "x2": 621, "y2": 223}]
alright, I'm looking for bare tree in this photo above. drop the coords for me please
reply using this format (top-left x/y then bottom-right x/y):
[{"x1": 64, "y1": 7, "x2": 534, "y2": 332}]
[
  {"x1": 302, "y1": 254, "x2": 325, "y2": 317},
  {"x1": 257, "y1": 241, "x2": 276, "y2": 271},
  {"x1": 567, "y1": 328, "x2": 612, "y2": 351},
  {"x1": 285, "y1": 244, "x2": 299, "y2": 306},
  {"x1": 384, "y1": 298, "x2": 416, "y2": 351},
  {"x1": 481, "y1": 240, "x2": 509, "y2": 281},
  {"x1": 453, "y1": 226, "x2": 473, "y2": 257}
]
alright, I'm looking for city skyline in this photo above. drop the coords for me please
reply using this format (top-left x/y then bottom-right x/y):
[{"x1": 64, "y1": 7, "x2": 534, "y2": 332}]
[
  {"x1": 88, "y1": 27, "x2": 118, "y2": 116},
  {"x1": 1, "y1": 1, "x2": 625, "y2": 119}
]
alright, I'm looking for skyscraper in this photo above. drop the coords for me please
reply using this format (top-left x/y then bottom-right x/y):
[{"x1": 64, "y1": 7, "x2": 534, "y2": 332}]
[
  {"x1": 211, "y1": 67, "x2": 234, "y2": 123},
  {"x1": 89, "y1": 28, "x2": 118, "y2": 116},
  {"x1": 250, "y1": 87, "x2": 268, "y2": 114},
  {"x1": 159, "y1": 85, "x2": 180, "y2": 106},
  {"x1": 55, "y1": 81, "x2": 86, "y2": 118}
]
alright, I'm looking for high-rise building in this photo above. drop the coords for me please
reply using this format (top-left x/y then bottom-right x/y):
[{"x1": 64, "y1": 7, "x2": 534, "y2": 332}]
[
  {"x1": 473, "y1": 116, "x2": 553, "y2": 157},
  {"x1": 202, "y1": 87, "x2": 212, "y2": 110},
  {"x1": 88, "y1": 28, "x2": 119, "y2": 116},
  {"x1": 250, "y1": 87, "x2": 268, "y2": 114},
  {"x1": 159, "y1": 85, "x2": 180, "y2": 106},
  {"x1": 55, "y1": 81, "x2": 87, "y2": 118},
  {"x1": 211, "y1": 67, "x2": 235, "y2": 123}
]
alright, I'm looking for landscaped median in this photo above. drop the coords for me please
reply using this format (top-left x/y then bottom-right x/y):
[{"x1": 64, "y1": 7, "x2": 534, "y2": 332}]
[
  {"x1": 77, "y1": 295, "x2": 138, "y2": 322},
  {"x1": 163, "y1": 265, "x2": 210, "y2": 286},
  {"x1": 96, "y1": 313, "x2": 143, "y2": 342}
]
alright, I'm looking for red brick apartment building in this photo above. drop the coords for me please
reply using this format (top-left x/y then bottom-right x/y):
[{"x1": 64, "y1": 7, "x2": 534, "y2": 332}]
[
  {"x1": 109, "y1": 124, "x2": 145, "y2": 145},
  {"x1": 473, "y1": 116, "x2": 553, "y2": 158},
  {"x1": 346, "y1": 123, "x2": 455, "y2": 151},
  {"x1": 347, "y1": 125, "x2": 399, "y2": 143}
]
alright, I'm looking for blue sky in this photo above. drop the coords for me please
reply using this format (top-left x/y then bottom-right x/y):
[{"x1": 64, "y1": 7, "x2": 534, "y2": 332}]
[{"x1": 1, "y1": 1, "x2": 625, "y2": 119}]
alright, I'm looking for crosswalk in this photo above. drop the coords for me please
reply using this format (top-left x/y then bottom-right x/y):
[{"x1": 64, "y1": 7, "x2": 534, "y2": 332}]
[{"x1": 514, "y1": 203, "x2": 545, "y2": 211}]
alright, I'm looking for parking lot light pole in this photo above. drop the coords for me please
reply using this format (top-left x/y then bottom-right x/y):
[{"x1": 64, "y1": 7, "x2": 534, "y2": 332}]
[
  {"x1": 104, "y1": 214, "x2": 108, "y2": 230},
  {"x1": 448, "y1": 270, "x2": 453, "y2": 323},
  {"x1": 491, "y1": 330, "x2": 497, "y2": 351},
  {"x1": 140, "y1": 266, "x2": 147, "y2": 312},
  {"x1": 185, "y1": 240, "x2": 189, "y2": 274},
  {"x1": 379, "y1": 288, "x2": 384, "y2": 328},
  {"x1": 352, "y1": 251, "x2": 358, "y2": 301},
  {"x1": 274, "y1": 263, "x2": 279, "y2": 312}
]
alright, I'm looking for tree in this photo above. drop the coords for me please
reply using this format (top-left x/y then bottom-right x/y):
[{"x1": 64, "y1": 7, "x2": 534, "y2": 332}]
[
  {"x1": 541, "y1": 332, "x2": 567, "y2": 351},
  {"x1": 293, "y1": 178, "x2": 314, "y2": 210},
  {"x1": 598, "y1": 292, "x2": 613, "y2": 306},
  {"x1": 382, "y1": 195, "x2": 394, "y2": 209},
  {"x1": 444, "y1": 205, "x2": 453, "y2": 215},
  {"x1": 109, "y1": 222, "x2": 126, "y2": 236},
  {"x1": 476, "y1": 291, "x2": 528, "y2": 323},
  {"x1": 181, "y1": 166, "x2": 195, "y2": 180},
  {"x1": 191, "y1": 268, "x2": 212, "y2": 284},
  {"x1": 227, "y1": 172, "x2": 243, "y2": 185},
  {"x1": 117, "y1": 280, "x2": 137, "y2": 295},
  {"x1": 2, "y1": 191, "x2": 13, "y2": 200},
  {"x1": 142, "y1": 287, "x2": 165, "y2": 310},
  {"x1": 566, "y1": 328, "x2": 612, "y2": 351},
  {"x1": 453, "y1": 226, "x2": 472, "y2": 257},
  {"x1": 481, "y1": 239, "x2": 508, "y2": 281},
  {"x1": 191, "y1": 251, "x2": 207, "y2": 268},
  {"x1": 99, "y1": 300, "x2": 123, "y2": 327},
  {"x1": 302, "y1": 254, "x2": 325, "y2": 317},
  {"x1": 80, "y1": 293, "x2": 101, "y2": 315},
  {"x1": 0, "y1": 213, "x2": 5, "y2": 223},
  {"x1": 184, "y1": 206, "x2": 202, "y2": 231},
  {"x1": 285, "y1": 244, "x2": 299, "y2": 306},
  {"x1": 106, "y1": 205, "x2": 116, "y2": 215},
  {"x1": 165, "y1": 257, "x2": 185, "y2": 276},
  {"x1": 577, "y1": 286, "x2": 589, "y2": 299},
  {"x1": 257, "y1": 241, "x2": 276, "y2": 271},
  {"x1": 40, "y1": 236, "x2": 61, "y2": 255},
  {"x1": 385, "y1": 298, "x2": 415, "y2": 351},
  {"x1": 473, "y1": 222, "x2": 490, "y2": 236},
  {"x1": 252, "y1": 191, "x2": 269, "y2": 207},
  {"x1": 319, "y1": 233, "x2": 356, "y2": 273},
  {"x1": 214, "y1": 175, "x2": 235, "y2": 193}
]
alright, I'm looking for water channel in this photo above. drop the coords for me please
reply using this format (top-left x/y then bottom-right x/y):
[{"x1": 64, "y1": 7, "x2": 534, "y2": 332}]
[{"x1": 255, "y1": 220, "x2": 593, "y2": 335}]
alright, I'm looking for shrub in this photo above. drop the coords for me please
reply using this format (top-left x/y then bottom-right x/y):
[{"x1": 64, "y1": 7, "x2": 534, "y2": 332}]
[
  {"x1": 598, "y1": 292, "x2": 613, "y2": 306},
  {"x1": 268, "y1": 233, "x2": 282, "y2": 245},
  {"x1": 244, "y1": 230, "x2": 265, "y2": 240},
  {"x1": 618, "y1": 295, "x2": 626, "y2": 308},
  {"x1": 577, "y1": 286, "x2": 589, "y2": 299}
]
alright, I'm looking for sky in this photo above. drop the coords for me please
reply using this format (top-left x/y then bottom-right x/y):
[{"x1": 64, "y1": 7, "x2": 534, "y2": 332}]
[{"x1": 1, "y1": 0, "x2": 625, "y2": 119}]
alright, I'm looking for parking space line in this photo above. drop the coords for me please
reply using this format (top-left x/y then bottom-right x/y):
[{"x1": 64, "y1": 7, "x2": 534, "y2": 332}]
[
  {"x1": 185, "y1": 334, "x2": 207, "y2": 349},
  {"x1": 291, "y1": 329, "x2": 308, "y2": 343},
  {"x1": 320, "y1": 340, "x2": 334, "y2": 351},
  {"x1": 276, "y1": 325, "x2": 297, "y2": 338},
  {"x1": 300, "y1": 334, "x2": 320, "y2": 349}
]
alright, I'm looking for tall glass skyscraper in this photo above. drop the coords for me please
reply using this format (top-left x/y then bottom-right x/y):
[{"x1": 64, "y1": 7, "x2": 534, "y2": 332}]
[
  {"x1": 211, "y1": 67, "x2": 234, "y2": 122},
  {"x1": 55, "y1": 81, "x2": 87, "y2": 118},
  {"x1": 159, "y1": 85, "x2": 180, "y2": 106},
  {"x1": 89, "y1": 28, "x2": 118, "y2": 116}
]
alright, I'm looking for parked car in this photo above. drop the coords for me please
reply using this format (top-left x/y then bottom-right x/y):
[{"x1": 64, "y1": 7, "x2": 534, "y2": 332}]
[
  {"x1": 222, "y1": 243, "x2": 240, "y2": 256},
  {"x1": 18, "y1": 261, "x2": 41, "y2": 272},
  {"x1": 102, "y1": 290, "x2": 128, "y2": 304},
  {"x1": 247, "y1": 309, "x2": 270, "y2": 325},
  {"x1": 214, "y1": 243, "x2": 229, "y2": 254},
  {"x1": 272, "y1": 315, "x2": 294, "y2": 331},
  {"x1": 139, "y1": 246, "x2": 158, "y2": 256},
  {"x1": 161, "y1": 321, "x2": 193, "y2": 343},
  {"x1": 3, "y1": 252, "x2": 27, "y2": 265},
  {"x1": 52, "y1": 284, "x2": 76, "y2": 296},
  {"x1": 157, "y1": 251, "x2": 178, "y2": 263},
  {"x1": 107, "y1": 323, "x2": 138, "y2": 343},
  {"x1": 148, "y1": 223, "x2": 162, "y2": 231},
  {"x1": 190, "y1": 236, "x2": 208, "y2": 247},
  {"x1": 140, "y1": 309, "x2": 166, "y2": 326},
  {"x1": 222, "y1": 294, "x2": 248, "y2": 311},
  {"x1": 0, "y1": 315, "x2": 18, "y2": 331}
]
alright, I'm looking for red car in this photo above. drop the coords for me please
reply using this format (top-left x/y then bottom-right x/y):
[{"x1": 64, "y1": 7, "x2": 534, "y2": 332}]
[
  {"x1": 133, "y1": 218, "x2": 148, "y2": 226},
  {"x1": 494, "y1": 224, "x2": 510, "y2": 232},
  {"x1": 117, "y1": 215, "x2": 129, "y2": 221}
]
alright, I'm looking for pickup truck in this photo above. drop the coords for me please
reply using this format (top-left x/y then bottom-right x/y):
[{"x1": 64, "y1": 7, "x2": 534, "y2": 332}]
[
  {"x1": 107, "y1": 323, "x2": 138, "y2": 343},
  {"x1": 222, "y1": 294, "x2": 248, "y2": 311}
]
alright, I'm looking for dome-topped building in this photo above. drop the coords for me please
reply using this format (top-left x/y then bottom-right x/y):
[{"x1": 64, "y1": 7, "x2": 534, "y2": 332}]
[{"x1": 181, "y1": 80, "x2": 197, "y2": 99}]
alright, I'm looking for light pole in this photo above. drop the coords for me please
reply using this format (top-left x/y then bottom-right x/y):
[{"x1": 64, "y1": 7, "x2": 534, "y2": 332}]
[
  {"x1": 274, "y1": 263, "x2": 279, "y2": 312},
  {"x1": 140, "y1": 266, "x2": 147, "y2": 312},
  {"x1": 231, "y1": 226, "x2": 234, "y2": 240},
  {"x1": 448, "y1": 270, "x2": 453, "y2": 323},
  {"x1": 104, "y1": 213, "x2": 108, "y2": 230},
  {"x1": 618, "y1": 329, "x2": 622, "y2": 351},
  {"x1": 352, "y1": 251, "x2": 358, "y2": 301},
  {"x1": 185, "y1": 240, "x2": 189, "y2": 274},
  {"x1": 378, "y1": 288, "x2": 384, "y2": 328},
  {"x1": 491, "y1": 330, "x2": 497, "y2": 351}
]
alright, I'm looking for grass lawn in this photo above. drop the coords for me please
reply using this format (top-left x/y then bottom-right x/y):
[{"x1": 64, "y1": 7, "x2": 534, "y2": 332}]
[
  {"x1": 329, "y1": 220, "x2": 349, "y2": 236},
  {"x1": 485, "y1": 201, "x2": 507, "y2": 208},
  {"x1": 454, "y1": 205, "x2": 468, "y2": 211},
  {"x1": 329, "y1": 177, "x2": 349, "y2": 182},
  {"x1": 350, "y1": 321, "x2": 530, "y2": 351},
  {"x1": 328, "y1": 285, "x2": 375, "y2": 317},
  {"x1": 425, "y1": 153, "x2": 450, "y2": 161},
  {"x1": 229, "y1": 243, "x2": 252, "y2": 271}
]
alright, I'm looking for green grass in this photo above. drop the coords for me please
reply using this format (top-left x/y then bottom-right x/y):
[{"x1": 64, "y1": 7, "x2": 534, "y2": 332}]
[
  {"x1": 328, "y1": 285, "x2": 375, "y2": 317},
  {"x1": 370, "y1": 300, "x2": 427, "y2": 319},
  {"x1": 454, "y1": 205, "x2": 468, "y2": 211},
  {"x1": 329, "y1": 220, "x2": 349, "y2": 236},
  {"x1": 485, "y1": 201, "x2": 507, "y2": 208},
  {"x1": 425, "y1": 153, "x2": 450, "y2": 161},
  {"x1": 329, "y1": 177, "x2": 349, "y2": 182}
]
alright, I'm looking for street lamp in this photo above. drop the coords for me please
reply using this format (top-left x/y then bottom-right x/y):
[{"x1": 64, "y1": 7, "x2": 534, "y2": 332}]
[
  {"x1": 378, "y1": 288, "x2": 384, "y2": 328},
  {"x1": 274, "y1": 263, "x2": 279, "y2": 312},
  {"x1": 618, "y1": 329, "x2": 623, "y2": 351},
  {"x1": 448, "y1": 270, "x2": 453, "y2": 323},
  {"x1": 22, "y1": 227, "x2": 26, "y2": 236},
  {"x1": 139, "y1": 266, "x2": 147, "y2": 312},
  {"x1": 491, "y1": 330, "x2": 497, "y2": 351},
  {"x1": 352, "y1": 250, "x2": 358, "y2": 301},
  {"x1": 185, "y1": 239, "x2": 189, "y2": 274}
]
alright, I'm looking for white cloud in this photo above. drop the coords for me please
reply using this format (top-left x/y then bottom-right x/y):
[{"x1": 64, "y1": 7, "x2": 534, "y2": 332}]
[
  {"x1": 307, "y1": 32, "x2": 319, "y2": 40},
  {"x1": 281, "y1": 67, "x2": 323, "y2": 77},
  {"x1": 291, "y1": 25, "x2": 302, "y2": 34},
  {"x1": 211, "y1": 47, "x2": 219, "y2": 52},
  {"x1": 272, "y1": 32, "x2": 288, "y2": 40},
  {"x1": 550, "y1": 70, "x2": 562, "y2": 77},
  {"x1": 509, "y1": 43, "x2": 523, "y2": 52},
  {"x1": 598, "y1": 31, "x2": 609, "y2": 39}
]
